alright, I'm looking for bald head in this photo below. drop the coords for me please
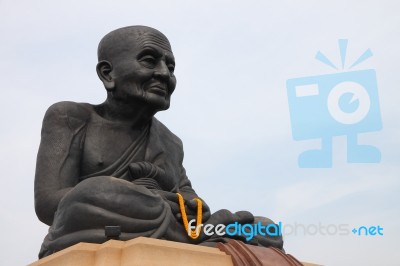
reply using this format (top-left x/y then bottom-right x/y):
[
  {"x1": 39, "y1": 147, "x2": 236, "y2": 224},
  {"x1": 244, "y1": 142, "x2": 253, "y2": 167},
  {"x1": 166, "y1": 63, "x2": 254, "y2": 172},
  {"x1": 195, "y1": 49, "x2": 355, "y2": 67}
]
[
  {"x1": 96, "y1": 25, "x2": 177, "y2": 112},
  {"x1": 97, "y1": 26, "x2": 172, "y2": 63}
]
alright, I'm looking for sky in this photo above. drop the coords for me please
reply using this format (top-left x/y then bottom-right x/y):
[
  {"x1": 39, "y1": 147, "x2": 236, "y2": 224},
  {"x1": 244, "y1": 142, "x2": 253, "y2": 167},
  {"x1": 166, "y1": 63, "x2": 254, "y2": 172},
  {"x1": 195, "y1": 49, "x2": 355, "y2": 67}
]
[{"x1": 0, "y1": 0, "x2": 399, "y2": 265}]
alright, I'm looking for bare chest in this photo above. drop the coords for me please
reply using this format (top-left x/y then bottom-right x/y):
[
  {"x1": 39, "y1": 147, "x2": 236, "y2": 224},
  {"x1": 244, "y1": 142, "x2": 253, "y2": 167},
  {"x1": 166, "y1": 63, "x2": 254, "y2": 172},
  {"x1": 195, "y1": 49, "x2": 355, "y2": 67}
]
[{"x1": 80, "y1": 122, "x2": 145, "y2": 175}]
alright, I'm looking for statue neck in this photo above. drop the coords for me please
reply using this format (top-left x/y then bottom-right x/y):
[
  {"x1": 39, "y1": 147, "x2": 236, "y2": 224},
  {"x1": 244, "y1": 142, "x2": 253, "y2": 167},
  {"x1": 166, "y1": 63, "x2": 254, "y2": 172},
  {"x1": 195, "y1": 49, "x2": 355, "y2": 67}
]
[{"x1": 95, "y1": 98, "x2": 156, "y2": 129}]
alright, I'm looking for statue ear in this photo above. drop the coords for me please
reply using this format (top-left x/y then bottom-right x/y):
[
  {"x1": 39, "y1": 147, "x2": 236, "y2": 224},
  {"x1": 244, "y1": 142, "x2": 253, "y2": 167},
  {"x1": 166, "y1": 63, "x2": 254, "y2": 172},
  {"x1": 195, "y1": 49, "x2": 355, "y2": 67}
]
[{"x1": 96, "y1": 60, "x2": 115, "y2": 91}]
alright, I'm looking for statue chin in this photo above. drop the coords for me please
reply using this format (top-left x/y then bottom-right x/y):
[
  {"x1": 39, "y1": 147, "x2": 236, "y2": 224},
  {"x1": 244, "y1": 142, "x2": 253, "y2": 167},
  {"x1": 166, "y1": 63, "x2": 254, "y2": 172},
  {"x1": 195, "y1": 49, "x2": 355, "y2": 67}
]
[{"x1": 143, "y1": 93, "x2": 171, "y2": 112}]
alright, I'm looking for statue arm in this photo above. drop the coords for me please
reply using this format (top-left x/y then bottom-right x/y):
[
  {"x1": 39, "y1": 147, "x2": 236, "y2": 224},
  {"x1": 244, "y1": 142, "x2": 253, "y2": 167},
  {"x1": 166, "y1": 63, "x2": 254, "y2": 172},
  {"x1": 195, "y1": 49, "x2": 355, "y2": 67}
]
[
  {"x1": 177, "y1": 144, "x2": 211, "y2": 221},
  {"x1": 178, "y1": 165, "x2": 198, "y2": 199},
  {"x1": 34, "y1": 102, "x2": 86, "y2": 225}
]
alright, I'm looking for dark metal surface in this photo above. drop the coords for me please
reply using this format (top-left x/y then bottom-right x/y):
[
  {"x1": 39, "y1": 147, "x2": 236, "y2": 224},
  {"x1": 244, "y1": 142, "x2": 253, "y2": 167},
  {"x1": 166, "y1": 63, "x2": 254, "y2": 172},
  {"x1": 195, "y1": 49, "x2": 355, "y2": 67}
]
[{"x1": 34, "y1": 26, "x2": 283, "y2": 258}]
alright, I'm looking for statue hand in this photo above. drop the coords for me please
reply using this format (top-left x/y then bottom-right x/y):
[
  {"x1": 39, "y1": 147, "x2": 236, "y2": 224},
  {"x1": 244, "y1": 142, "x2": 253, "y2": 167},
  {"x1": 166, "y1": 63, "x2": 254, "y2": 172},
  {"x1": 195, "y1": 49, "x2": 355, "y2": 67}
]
[
  {"x1": 129, "y1": 162, "x2": 210, "y2": 222},
  {"x1": 186, "y1": 198, "x2": 211, "y2": 223},
  {"x1": 128, "y1": 162, "x2": 162, "y2": 180},
  {"x1": 151, "y1": 189, "x2": 210, "y2": 223},
  {"x1": 151, "y1": 189, "x2": 181, "y2": 216},
  {"x1": 128, "y1": 162, "x2": 174, "y2": 191}
]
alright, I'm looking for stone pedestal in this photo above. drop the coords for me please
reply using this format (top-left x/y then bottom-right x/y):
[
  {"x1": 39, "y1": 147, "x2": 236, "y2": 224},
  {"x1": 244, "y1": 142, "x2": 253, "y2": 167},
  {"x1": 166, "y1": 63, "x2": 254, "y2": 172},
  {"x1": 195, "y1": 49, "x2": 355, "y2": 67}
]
[
  {"x1": 29, "y1": 237, "x2": 320, "y2": 266},
  {"x1": 29, "y1": 237, "x2": 233, "y2": 266}
]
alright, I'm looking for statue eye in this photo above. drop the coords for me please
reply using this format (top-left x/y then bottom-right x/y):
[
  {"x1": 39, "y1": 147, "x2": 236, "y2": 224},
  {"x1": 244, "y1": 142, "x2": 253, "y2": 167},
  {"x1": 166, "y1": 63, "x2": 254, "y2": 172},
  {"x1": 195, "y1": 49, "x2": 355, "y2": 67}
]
[
  {"x1": 139, "y1": 55, "x2": 156, "y2": 68},
  {"x1": 168, "y1": 64, "x2": 175, "y2": 73}
]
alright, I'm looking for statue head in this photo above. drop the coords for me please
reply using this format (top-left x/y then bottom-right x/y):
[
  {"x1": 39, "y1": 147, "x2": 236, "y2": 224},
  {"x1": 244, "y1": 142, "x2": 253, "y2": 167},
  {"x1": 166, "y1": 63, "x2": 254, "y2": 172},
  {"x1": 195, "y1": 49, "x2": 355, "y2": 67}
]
[{"x1": 96, "y1": 26, "x2": 176, "y2": 112}]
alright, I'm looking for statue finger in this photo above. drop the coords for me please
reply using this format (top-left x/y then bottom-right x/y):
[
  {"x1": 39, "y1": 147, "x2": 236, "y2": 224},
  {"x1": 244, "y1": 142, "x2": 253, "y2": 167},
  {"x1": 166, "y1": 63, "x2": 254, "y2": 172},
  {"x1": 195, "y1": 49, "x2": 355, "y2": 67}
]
[
  {"x1": 202, "y1": 210, "x2": 211, "y2": 221},
  {"x1": 128, "y1": 162, "x2": 145, "y2": 177},
  {"x1": 187, "y1": 199, "x2": 198, "y2": 209},
  {"x1": 167, "y1": 200, "x2": 180, "y2": 214},
  {"x1": 161, "y1": 191, "x2": 178, "y2": 202}
]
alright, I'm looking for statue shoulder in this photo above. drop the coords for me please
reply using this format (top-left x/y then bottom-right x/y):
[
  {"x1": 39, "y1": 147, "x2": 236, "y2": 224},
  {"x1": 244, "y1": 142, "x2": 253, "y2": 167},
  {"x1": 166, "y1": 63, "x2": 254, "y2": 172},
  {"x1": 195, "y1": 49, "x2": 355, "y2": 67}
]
[
  {"x1": 43, "y1": 101, "x2": 93, "y2": 130},
  {"x1": 45, "y1": 101, "x2": 92, "y2": 118},
  {"x1": 152, "y1": 117, "x2": 183, "y2": 149}
]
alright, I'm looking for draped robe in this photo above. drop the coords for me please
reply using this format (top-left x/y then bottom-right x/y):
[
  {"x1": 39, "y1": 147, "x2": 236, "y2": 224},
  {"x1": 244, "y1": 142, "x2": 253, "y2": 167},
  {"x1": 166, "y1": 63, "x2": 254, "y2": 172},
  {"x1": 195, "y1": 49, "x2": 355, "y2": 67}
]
[{"x1": 35, "y1": 102, "x2": 283, "y2": 258}]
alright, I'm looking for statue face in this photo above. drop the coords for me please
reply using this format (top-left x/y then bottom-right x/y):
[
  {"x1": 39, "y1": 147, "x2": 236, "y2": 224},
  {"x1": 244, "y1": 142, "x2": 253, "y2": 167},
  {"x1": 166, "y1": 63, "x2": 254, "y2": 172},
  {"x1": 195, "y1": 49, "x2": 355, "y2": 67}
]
[{"x1": 110, "y1": 31, "x2": 176, "y2": 111}]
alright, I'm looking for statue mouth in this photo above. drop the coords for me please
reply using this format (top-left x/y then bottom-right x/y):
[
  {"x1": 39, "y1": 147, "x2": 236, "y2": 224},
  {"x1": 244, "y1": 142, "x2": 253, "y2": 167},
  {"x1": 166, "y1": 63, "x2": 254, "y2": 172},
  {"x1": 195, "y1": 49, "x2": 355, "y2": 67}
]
[{"x1": 148, "y1": 83, "x2": 168, "y2": 97}]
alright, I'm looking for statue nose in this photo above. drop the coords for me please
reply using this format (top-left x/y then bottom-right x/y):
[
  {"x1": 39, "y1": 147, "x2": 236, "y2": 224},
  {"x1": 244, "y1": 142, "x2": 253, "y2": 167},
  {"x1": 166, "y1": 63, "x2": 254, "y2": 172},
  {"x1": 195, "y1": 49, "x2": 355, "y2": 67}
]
[{"x1": 154, "y1": 61, "x2": 170, "y2": 80}]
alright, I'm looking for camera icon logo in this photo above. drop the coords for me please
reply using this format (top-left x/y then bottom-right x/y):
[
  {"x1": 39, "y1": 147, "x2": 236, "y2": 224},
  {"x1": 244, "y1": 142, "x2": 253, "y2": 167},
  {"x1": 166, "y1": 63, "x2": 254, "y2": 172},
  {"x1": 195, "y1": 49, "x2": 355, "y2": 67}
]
[{"x1": 286, "y1": 40, "x2": 382, "y2": 168}]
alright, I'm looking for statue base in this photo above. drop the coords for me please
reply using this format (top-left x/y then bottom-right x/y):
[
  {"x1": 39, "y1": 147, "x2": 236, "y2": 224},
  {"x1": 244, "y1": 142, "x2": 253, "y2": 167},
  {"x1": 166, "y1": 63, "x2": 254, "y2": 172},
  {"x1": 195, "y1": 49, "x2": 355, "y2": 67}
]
[{"x1": 29, "y1": 237, "x2": 320, "y2": 266}]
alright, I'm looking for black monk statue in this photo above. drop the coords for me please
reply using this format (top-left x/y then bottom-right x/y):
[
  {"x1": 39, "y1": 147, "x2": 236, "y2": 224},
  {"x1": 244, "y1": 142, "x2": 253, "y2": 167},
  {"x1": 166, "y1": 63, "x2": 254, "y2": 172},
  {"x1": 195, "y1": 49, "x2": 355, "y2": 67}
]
[{"x1": 34, "y1": 25, "x2": 283, "y2": 258}]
